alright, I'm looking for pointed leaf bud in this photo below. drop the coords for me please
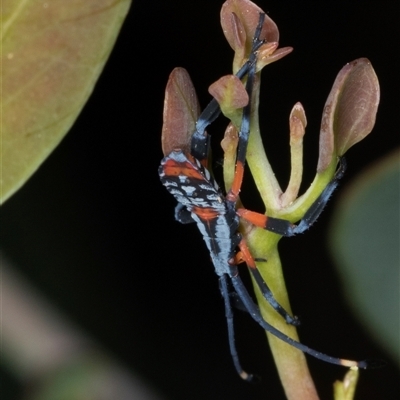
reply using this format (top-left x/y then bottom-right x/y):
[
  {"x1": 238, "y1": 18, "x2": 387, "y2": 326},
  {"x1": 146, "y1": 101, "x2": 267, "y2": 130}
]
[{"x1": 257, "y1": 44, "x2": 293, "y2": 71}]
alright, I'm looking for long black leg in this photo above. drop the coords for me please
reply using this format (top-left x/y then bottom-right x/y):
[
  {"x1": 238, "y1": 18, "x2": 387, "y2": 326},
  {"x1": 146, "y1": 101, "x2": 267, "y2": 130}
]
[
  {"x1": 193, "y1": 49, "x2": 263, "y2": 146},
  {"x1": 235, "y1": 60, "x2": 256, "y2": 171},
  {"x1": 292, "y1": 157, "x2": 347, "y2": 234},
  {"x1": 249, "y1": 267, "x2": 299, "y2": 326},
  {"x1": 237, "y1": 240, "x2": 299, "y2": 325},
  {"x1": 225, "y1": 48, "x2": 258, "y2": 207},
  {"x1": 219, "y1": 274, "x2": 256, "y2": 381},
  {"x1": 237, "y1": 157, "x2": 348, "y2": 236},
  {"x1": 230, "y1": 273, "x2": 369, "y2": 368},
  {"x1": 220, "y1": 19, "x2": 302, "y2": 328},
  {"x1": 191, "y1": 13, "x2": 266, "y2": 161}
]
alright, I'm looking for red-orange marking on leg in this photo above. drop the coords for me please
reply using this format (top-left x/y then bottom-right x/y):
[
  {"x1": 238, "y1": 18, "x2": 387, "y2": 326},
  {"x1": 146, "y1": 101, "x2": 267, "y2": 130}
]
[
  {"x1": 200, "y1": 158, "x2": 208, "y2": 168},
  {"x1": 237, "y1": 208, "x2": 268, "y2": 228},
  {"x1": 226, "y1": 161, "x2": 244, "y2": 202},
  {"x1": 232, "y1": 251, "x2": 245, "y2": 265},
  {"x1": 238, "y1": 240, "x2": 256, "y2": 269}
]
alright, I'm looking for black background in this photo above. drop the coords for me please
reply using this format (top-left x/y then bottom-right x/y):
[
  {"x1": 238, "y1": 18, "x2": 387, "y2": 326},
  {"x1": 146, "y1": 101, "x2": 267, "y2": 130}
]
[{"x1": 2, "y1": 1, "x2": 399, "y2": 399}]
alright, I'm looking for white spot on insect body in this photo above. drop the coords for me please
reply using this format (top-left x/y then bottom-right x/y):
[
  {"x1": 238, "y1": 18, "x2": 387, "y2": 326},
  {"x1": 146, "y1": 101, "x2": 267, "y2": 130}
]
[
  {"x1": 168, "y1": 188, "x2": 184, "y2": 197},
  {"x1": 199, "y1": 184, "x2": 217, "y2": 191},
  {"x1": 169, "y1": 151, "x2": 190, "y2": 163},
  {"x1": 163, "y1": 180, "x2": 178, "y2": 187},
  {"x1": 182, "y1": 186, "x2": 197, "y2": 196},
  {"x1": 206, "y1": 194, "x2": 222, "y2": 201}
]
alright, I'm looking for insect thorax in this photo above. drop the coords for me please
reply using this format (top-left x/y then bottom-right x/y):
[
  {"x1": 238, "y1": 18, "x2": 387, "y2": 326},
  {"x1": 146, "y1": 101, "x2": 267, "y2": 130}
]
[{"x1": 159, "y1": 151, "x2": 226, "y2": 212}]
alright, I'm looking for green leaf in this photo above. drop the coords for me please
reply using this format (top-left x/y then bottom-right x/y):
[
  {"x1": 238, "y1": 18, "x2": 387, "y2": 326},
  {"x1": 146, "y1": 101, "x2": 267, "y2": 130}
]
[
  {"x1": 1, "y1": 0, "x2": 131, "y2": 203},
  {"x1": 330, "y1": 150, "x2": 400, "y2": 362}
]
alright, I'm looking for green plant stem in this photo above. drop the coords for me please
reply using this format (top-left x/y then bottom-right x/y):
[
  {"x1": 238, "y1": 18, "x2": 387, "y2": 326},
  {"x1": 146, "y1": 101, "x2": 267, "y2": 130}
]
[
  {"x1": 246, "y1": 77, "x2": 283, "y2": 210},
  {"x1": 246, "y1": 228, "x2": 319, "y2": 400},
  {"x1": 223, "y1": 67, "x2": 339, "y2": 399}
]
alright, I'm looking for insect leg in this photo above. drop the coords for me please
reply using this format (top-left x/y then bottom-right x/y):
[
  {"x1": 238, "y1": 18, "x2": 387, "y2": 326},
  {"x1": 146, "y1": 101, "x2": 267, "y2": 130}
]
[
  {"x1": 236, "y1": 158, "x2": 347, "y2": 236},
  {"x1": 191, "y1": 13, "x2": 266, "y2": 162},
  {"x1": 250, "y1": 268, "x2": 300, "y2": 326},
  {"x1": 229, "y1": 273, "x2": 370, "y2": 368},
  {"x1": 293, "y1": 157, "x2": 347, "y2": 234},
  {"x1": 237, "y1": 239, "x2": 299, "y2": 326},
  {"x1": 174, "y1": 203, "x2": 195, "y2": 224},
  {"x1": 219, "y1": 274, "x2": 256, "y2": 382},
  {"x1": 225, "y1": 58, "x2": 258, "y2": 206}
]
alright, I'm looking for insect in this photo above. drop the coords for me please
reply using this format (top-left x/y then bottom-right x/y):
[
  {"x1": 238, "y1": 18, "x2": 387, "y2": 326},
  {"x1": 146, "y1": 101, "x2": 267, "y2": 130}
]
[{"x1": 159, "y1": 13, "x2": 371, "y2": 381}]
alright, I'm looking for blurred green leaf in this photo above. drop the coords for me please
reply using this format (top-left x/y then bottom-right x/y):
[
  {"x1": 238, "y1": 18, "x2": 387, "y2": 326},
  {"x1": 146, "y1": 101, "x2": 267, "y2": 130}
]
[
  {"x1": 330, "y1": 150, "x2": 400, "y2": 362},
  {"x1": 1, "y1": 0, "x2": 131, "y2": 203}
]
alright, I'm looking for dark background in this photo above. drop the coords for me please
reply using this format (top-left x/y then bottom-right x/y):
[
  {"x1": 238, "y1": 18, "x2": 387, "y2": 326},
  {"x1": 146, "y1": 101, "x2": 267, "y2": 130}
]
[{"x1": 2, "y1": 1, "x2": 399, "y2": 399}]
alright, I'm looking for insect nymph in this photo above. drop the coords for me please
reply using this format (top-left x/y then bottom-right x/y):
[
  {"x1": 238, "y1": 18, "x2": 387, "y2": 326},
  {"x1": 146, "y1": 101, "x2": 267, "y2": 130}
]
[{"x1": 159, "y1": 13, "x2": 371, "y2": 381}]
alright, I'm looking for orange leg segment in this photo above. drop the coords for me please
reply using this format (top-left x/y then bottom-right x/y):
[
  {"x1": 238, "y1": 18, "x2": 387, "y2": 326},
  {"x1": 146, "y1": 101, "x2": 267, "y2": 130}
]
[
  {"x1": 237, "y1": 208, "x2": 268, "y2": 228},
  {"x1": 237, "y1": 239, "x2": 257, "y2": 269},
  {"x1": 226, "y1": 161, "x2": 245, "y2": 203},
  {"x1": 237, "y1": 208, "x2": 294, "y2": 236}
]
